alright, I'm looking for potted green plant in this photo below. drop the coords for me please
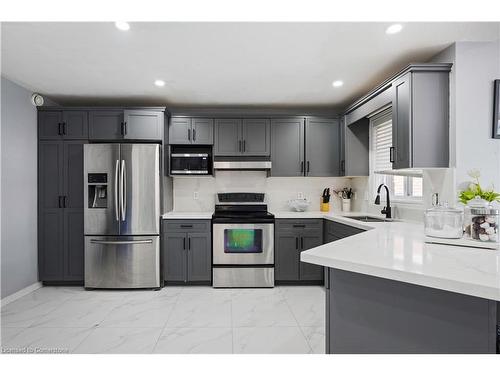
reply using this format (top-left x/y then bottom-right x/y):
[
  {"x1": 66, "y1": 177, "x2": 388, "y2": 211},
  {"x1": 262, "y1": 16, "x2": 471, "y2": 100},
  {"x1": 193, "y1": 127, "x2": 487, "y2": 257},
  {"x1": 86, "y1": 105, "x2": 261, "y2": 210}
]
[{"x1": 458, "y1": 169, "x2": 500, "y2": 204}]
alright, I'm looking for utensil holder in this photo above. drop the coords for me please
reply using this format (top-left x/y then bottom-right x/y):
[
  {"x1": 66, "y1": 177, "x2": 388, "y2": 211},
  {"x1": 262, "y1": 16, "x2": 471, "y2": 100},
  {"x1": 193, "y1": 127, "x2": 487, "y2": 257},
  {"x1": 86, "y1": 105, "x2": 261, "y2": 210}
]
[
  {"x1": 320, "y1": 202, "x2": 330, "y2": 212},
  {"x1": 342, "y1": 199, "x2": 351, "y2": 212}
]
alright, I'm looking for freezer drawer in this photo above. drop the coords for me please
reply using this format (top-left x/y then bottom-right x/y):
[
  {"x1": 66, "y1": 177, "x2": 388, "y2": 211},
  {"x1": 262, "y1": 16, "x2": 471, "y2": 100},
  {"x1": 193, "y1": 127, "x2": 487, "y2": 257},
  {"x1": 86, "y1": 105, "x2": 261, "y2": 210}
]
[{"x1": 85, "y1": 236, "x2": 160, "y2": 289}]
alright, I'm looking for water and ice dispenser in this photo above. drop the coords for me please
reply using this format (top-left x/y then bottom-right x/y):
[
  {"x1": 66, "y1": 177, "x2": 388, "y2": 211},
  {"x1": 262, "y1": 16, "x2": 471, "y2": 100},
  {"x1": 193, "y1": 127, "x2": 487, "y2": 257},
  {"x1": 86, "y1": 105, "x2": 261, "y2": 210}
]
[{"x1": 88, "y1": 173, "x2": 108, "y2": 208}]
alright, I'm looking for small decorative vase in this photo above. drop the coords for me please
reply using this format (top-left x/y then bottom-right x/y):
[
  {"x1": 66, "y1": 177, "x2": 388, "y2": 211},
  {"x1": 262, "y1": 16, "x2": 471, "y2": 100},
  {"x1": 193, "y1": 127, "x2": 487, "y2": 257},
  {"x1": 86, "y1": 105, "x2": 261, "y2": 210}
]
[{"x1": 342, "y1": 199, "x2": 351, "y2": 212}]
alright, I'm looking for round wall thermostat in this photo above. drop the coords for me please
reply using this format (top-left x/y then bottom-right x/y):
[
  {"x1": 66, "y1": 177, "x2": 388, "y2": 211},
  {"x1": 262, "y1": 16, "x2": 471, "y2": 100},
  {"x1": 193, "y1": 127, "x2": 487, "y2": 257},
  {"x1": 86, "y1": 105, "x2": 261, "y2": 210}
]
[{"x1": 31, "y1": 93, "x2": 44, "y2": 106}]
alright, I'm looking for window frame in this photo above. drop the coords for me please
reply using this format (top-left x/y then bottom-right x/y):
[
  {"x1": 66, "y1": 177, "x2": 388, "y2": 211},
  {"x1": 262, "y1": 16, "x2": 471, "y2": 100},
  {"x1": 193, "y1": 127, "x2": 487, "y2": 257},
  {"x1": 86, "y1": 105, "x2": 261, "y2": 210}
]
[{"x1": 369, "y1": 109, "x2": 423, "y2": 205}]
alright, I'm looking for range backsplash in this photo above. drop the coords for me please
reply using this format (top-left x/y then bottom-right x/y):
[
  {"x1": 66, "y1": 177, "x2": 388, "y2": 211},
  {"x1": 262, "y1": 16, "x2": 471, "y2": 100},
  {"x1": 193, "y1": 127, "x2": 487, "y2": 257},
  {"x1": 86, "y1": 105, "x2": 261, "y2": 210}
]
[{"x1": 172, "y1": 171, "x2": 352, "y2": 213}]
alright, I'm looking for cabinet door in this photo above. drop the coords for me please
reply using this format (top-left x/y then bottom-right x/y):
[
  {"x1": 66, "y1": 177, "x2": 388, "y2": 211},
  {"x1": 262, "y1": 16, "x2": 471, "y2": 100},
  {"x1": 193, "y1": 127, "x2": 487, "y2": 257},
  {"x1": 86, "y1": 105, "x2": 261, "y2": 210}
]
[
  {"x1": 39, "y1": 141, "x2": 64, "y2": 210},
  {"x1": 187, "y1": 233, "x2": 211, "y2": 282},
  {"x1": 271, "y1": 118, "x2": 304, "y2": 176},
  {"x1": 64, "y1": 208, "x2": 84, "y2": 280},
  {"x1": 39, "y1": 210, "x2": 64, "y2": 281},
  {"x1": 124, "y1": 110, "x2": 163, "y2": 141},
  {"x1": 214, "y1": 119, "x2": 242, "y2": 155},
  {"x1": 299, "y1": 233, "x2": 324, "y2": 281},
  {"x1": 241, "y1": 119, "x2": 271, "y2": 156},
  {"x1": 163, "y1": 233, "x2": 187, "y2": 282},
  {"x1": 63, "y1": 141, "x2": 86, "y2": 209},
  {"x1": 62, "y1": 111, "x2": 88, "y2": 139},
  {"x1": 169, "y1": 117, "x2": 191, "y2": 144},
  {"x1": 339, "y1": 117, "x2": 346, "y2": 176},
  {"x1": 275, "y1": 232, "x2": 300, "y2": 281},
  {"x1": 89, "y1": 111, "x2": 124, "y2": 140},
  {"x1": 305, "y1": 118, "x2": 341, "y2": 177},
  {"x1": 191, "y1": 118, "x2": 214, "y2": 145},
  {"x1": 39, "y1": 111, "x2": 63, "y2": 140},
  {"x1": 392, "y1": 74, "x2": 412, "y2": 169}
]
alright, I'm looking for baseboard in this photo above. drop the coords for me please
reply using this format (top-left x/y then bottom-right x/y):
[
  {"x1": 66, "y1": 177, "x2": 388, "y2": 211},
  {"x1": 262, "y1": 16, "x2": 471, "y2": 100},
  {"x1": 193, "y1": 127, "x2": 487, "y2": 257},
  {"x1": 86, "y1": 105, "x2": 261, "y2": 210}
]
[{"x1": 1, "y1": 282, "x2": 43, "y2": 307}]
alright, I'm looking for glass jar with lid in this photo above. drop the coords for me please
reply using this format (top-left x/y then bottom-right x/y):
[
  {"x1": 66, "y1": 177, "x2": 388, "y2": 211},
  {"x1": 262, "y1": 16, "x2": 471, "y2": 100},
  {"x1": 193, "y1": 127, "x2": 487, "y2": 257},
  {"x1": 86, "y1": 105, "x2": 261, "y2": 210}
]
[
  {"x1": 424, "y1": 203, "x2": 464, "y2": 239},
  {"x1": 465, "y1": 197, "x2": 499, "y2": 243}
]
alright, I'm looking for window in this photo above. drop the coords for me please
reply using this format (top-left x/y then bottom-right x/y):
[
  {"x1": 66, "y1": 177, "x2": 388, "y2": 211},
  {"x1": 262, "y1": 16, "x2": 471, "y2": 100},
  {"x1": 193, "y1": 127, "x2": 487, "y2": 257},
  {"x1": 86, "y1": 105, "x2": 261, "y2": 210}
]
[{"x1": 370, "y1": 109, "x2": 423, "y2": 202}]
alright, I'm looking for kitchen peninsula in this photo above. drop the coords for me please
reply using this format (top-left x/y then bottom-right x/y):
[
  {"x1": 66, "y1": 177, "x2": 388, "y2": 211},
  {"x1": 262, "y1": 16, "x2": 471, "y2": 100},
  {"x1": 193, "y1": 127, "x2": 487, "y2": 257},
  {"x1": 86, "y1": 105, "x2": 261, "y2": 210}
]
[{"x1": 301, "y1": 214, "x2": 500, "y2": 354}]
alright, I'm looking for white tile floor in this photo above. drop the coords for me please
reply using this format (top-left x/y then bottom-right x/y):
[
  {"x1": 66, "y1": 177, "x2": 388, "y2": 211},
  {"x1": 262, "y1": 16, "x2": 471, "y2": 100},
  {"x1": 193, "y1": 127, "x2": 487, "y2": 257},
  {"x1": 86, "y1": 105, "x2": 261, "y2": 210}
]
[{"x1": 1, "y1": 285, "x2": 325, "y2": 354}]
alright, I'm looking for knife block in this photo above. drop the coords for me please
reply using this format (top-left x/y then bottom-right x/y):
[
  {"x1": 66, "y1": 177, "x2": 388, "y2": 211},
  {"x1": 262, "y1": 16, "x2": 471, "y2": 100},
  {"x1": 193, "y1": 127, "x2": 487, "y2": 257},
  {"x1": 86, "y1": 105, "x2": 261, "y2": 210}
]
[{"x1": 320, "y1": 202, "x2": 330, "y2": 212}]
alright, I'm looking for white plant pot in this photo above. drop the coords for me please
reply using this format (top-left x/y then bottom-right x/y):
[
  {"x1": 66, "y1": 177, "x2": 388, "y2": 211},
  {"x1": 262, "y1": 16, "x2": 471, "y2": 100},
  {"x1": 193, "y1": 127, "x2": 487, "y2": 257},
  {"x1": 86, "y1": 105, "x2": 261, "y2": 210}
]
[{"x1": 342, "y1": 199, "x2": 351, "y2": 212}]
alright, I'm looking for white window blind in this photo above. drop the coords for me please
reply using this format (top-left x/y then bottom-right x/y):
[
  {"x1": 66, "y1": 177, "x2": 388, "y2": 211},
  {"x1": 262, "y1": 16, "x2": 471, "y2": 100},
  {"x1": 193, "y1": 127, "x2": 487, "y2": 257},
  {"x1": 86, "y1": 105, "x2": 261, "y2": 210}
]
[{"x1": 373, "y1": 118, "x2": 393, "y2": 173}]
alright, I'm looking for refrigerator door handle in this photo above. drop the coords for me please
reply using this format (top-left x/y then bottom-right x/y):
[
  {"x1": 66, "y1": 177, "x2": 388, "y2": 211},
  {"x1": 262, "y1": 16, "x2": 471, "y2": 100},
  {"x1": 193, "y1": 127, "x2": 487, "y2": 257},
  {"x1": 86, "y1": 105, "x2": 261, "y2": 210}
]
[
  {"x1": 120, "y1": 159, "x2": 126, "y2": 221},
  {"x1": 90, "y1": 239, "x2": 153, "y2": 245},
  {"x1": 114, "y1": 159, "x2": 120, "y2": 221}
]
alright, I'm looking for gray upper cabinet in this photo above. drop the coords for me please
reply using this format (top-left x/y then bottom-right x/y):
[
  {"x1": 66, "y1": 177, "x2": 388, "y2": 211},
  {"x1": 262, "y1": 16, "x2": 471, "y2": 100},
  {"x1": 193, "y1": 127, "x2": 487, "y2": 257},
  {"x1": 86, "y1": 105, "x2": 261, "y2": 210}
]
[
  {"x1": 123, "y1": 110, "x2": 163, "y2": 141},
  {"x1": 241, "y1": 119, "x2": 271, "y2": 156},
  {"x1": 271, "y1": 118, "x2": 305, "y2": 177},
  {"x1": 191, "y1": 118, "x2": 214, "y2": 144},
  {"x1": 89, "y1": 110, "x2": 124, "y2": 140},
  {"x1": 305, "y1": 118, "x2": 341, "y2": 177},
  {"x1": 214, "y1": 119, "x2": 242, "y2": 155},
  {"x1": 169, "y1": 117, "x2": 214, "y2": 145},
  {"x1": 214, "y1": 118, "x2": 270, "y2": 156},
  {"x1": 39, "y1": 110, "x2": 88, "y2": 140},
  {"x1": 391, "y1": 69, "x2": 450, "y2": 169}
]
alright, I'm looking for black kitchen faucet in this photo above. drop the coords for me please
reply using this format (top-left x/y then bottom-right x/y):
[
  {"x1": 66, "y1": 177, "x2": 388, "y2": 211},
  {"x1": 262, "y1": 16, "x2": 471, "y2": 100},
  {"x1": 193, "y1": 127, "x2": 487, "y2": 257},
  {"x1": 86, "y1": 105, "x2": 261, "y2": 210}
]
[{"x1": 374, "y1": 184, "x2": 392, "y2": 219}]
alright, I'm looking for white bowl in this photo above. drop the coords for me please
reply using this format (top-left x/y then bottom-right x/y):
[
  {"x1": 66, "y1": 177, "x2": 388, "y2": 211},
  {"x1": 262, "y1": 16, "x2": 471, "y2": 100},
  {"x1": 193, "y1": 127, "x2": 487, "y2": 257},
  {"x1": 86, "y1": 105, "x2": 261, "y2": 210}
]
[{"x1": 287, "y1": 199, "x2": 311, "y2": 212}]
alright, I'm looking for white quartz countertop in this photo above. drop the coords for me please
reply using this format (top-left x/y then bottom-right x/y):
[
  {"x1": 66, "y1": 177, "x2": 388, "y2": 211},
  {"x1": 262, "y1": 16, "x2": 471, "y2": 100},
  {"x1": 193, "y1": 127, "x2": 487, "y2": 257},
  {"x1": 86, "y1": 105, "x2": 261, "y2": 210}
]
[
  {"x1": 162, "y1": 211, "x2": 213, "y2": 219},
  {"x1": 300, "y1": 212, "x2": 500, "y2": 301}
]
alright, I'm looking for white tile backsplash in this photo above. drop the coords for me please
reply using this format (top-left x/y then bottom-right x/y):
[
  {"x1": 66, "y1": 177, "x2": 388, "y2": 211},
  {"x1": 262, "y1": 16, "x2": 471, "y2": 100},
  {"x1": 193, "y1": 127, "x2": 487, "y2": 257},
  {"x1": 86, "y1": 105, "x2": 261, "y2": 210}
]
[{"x1": 172, "y1": 171, "x2": 352, "y2": 213}]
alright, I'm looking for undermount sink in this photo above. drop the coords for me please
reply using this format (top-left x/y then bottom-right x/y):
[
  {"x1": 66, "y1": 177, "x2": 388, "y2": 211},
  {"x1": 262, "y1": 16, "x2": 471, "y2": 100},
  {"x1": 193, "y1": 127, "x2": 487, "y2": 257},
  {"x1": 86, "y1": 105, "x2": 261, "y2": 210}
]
[{"x1": 345, "y1": 215, "x2": 392, "y2": 222}]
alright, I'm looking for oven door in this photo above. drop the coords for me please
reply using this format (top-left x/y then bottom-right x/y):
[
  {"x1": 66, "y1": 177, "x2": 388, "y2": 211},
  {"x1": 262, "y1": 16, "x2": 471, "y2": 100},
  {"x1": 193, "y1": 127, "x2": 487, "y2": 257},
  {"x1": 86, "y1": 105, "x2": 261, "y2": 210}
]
[
  {"x1": 213, "y1": 223, "x2": 274, "y2": 265},
  {"x1": 170, "y1": 154, "x2": 209, "y2": 175}
]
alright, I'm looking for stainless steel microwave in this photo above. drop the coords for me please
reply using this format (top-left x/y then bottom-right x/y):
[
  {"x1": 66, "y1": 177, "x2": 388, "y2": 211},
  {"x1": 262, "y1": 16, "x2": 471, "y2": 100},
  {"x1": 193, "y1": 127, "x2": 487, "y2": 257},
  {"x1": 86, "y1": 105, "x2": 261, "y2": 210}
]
[{"x1": 170, "y1": 153, "x2": 210, "y2": 175}]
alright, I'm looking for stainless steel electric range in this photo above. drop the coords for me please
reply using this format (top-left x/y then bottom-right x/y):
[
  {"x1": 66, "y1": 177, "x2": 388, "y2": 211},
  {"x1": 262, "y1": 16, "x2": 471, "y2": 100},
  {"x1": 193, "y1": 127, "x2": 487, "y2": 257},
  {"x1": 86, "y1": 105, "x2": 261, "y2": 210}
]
[{"x1": 212, "y1": 192, "x2": 275, "y2": 288}]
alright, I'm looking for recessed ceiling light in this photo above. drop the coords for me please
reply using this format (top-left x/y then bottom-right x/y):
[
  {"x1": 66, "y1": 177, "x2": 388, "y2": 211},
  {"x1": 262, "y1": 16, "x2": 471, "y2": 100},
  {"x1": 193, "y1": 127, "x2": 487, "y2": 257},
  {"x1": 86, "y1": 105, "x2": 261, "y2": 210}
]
[
  {"x1": 154, "y1": 80, "x2": 165, "y2": 87},
  {"x1": 386, "y1": 24, "x2": 403, "y2": 35},
  {"x1": 332, "y1": 80, "x2": 344, "y2": 88},
  {"x1": 115, "y1": 21, "x2": 130, "y2": 31}
]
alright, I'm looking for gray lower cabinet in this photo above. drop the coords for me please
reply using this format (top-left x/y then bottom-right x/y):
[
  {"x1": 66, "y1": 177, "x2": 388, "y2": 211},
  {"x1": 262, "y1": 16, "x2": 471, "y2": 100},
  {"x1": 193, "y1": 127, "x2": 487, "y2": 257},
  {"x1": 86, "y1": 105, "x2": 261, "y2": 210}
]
[
  {"x1": 275, "y1": 219, "x2": 323, "y2": 283},
  {"x1": 38, "y1": 140, "x2": 86, "y2": 282},
  {"x1": 39, "y1": 110, "x2": 88, "y2": 140},
  {"x1": 89, "y1": 109, "x2": 164, "y2": 141},
  {"x1": 271, "y1": 118, "x2": 304, "y2": 176},
  {"x1": 162, "y1": 220, "x2": 211, "y2": 284},
  {"x1": 214, "y1": 118, "x2": 270, "y2": 156},
  {"x1": 305, "y1": 118, "x2": 341, "y2": 177},
  {"x1": 169, "y1": 117, "x2": 214, "y2": 145}
]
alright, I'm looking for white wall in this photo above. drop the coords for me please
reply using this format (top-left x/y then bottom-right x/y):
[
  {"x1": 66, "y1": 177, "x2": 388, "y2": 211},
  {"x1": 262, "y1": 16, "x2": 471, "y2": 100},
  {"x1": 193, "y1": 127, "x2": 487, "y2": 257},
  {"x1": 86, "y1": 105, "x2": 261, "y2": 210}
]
[
  {"x1": 1, "y1": 76, "x2": 38, "y2": 298},
  {"x1": 172, "y1": 173, "x2": 352, "y2": 213}
]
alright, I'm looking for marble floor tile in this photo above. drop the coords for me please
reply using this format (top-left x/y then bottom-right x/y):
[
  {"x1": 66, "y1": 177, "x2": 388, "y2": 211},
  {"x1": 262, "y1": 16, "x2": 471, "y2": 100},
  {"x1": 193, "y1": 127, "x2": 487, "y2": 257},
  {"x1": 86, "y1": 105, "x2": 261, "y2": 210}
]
[
  {"x1": 285, "y1": 295, "x2": 325, "y2": 327},
  {"x1": 233, "y1": 326, "x2": 311, "y2": 354},
  {"x1": 73, "y1": 327, "x2": 161, "y2": 354},
  {"x1": 166, "y1": 293, "x2": 232, "y2": 328},
  {"x1": 100, "y1": 297, "x2": 176, "y2": 328},
  {"x1": 153, "y1": 327, "x2": 233, "y2": 354},
  {"x1": 231, "y1": 291, "x2": 297, "y2": 327},
  {"x1": 1, "y1": 294, "x2": 64, "y2": 328},
  {"x1": 279, "y1": 286, "x2": 325, "y2": 300},
  {"x1": 1, "y1": 327, "x2": 26, "y2": 345},
  {"x1": 2, "y1": 327, "x2": 93, "y2": 354},
  {"x1": 301, "y1": 326, "x2": 325, "y2": 354},
  {"x1": 30, "y1": 297, "x2": 123, "y2": 328}
]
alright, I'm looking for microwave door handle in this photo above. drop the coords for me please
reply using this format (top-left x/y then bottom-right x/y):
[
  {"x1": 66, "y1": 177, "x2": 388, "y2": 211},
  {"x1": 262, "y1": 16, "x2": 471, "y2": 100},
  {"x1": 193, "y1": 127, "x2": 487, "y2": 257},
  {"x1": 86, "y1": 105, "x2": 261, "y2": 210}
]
[
  {"x1": 120, "y1": 159, "x2": 126, "y2": 221},
  {"x1": 114, "y1": 159, "x2": 120, "y2": 221}
]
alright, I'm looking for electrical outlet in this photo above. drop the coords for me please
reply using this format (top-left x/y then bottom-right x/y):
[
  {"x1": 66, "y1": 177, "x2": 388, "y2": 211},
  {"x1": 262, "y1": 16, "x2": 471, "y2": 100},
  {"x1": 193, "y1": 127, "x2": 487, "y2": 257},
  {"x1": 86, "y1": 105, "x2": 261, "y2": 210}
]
[
  {"x1": 193, "y1": 191, "x2": 199, "y2": 200},
  {"x1": 297, "y1": 192, "x2": 304, "y2": 199}
]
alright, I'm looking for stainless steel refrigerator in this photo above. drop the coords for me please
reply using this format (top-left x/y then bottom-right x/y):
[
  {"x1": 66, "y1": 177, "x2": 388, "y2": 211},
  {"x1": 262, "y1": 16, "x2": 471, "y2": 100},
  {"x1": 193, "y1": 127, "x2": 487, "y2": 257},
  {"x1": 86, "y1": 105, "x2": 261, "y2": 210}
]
[{"x1": 84, "y1": 143, "x2": 160, "y2": 289}]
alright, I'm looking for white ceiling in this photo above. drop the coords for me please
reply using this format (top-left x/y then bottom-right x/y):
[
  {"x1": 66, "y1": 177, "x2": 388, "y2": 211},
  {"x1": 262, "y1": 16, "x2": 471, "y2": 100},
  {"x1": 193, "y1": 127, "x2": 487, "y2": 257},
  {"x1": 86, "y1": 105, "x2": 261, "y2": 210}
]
[{"x1": 1, "y1": 22, "x2": 499, "y2": 110}]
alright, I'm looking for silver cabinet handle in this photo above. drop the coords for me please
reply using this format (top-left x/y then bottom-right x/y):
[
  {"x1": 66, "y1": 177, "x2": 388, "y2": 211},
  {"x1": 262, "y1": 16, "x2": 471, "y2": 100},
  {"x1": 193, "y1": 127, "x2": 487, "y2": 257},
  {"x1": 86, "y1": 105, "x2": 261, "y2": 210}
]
[
  {"x1": 120, "y1": 159, "x2": 126, "y2": 221},
  {"x1": 90, "y1": 239, "x2": 153, "y2": 245},
  {"x1": 114, "y1": 159, "x2": 119, "y2": 221}
]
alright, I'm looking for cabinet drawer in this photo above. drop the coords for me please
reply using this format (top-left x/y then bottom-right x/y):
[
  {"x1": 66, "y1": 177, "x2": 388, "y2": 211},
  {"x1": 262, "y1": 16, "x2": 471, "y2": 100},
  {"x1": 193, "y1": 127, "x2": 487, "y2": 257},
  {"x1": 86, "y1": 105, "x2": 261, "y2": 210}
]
[
  {"x1": 162, "y1": 220, "x2": 211, "y2": 233},
  {"x1": 276, "y1": 219, "x2": 323, "y2": 232},
  {"x1": 324, "y1": 220, "x2": 364, "y2": 238}
]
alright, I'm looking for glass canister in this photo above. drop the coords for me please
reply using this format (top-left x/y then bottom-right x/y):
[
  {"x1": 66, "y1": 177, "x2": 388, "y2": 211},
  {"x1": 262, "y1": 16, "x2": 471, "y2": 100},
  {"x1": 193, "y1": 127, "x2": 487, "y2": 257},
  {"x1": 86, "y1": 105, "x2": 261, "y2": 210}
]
[
  {"x1": 465, "y1": 197, "x2": 499, "y2": 243},
  {"x1": 424, "y1": 203, "x2": 464, "y2": 239}
]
